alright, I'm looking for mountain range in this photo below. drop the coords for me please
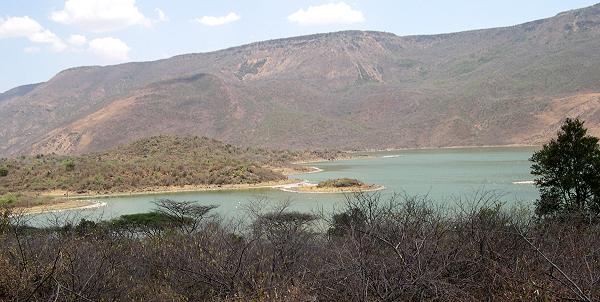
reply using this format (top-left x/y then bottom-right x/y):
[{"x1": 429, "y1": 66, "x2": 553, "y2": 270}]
[{"x1": 2, "y1": 4, "x2": 600, "y2": 156}]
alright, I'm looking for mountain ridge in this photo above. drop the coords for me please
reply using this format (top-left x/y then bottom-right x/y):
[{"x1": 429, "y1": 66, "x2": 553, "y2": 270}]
[{"x1": 2, "y1": 3, "x2": 600, "y2": 156}]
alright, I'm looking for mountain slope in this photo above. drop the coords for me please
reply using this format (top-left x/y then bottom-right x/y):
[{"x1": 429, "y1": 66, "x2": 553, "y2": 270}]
[
  {"x1": 3, "y1": 4, "x2": 600, "y2": 155},
  {"x1": 0, "y1": 83, "x2": 41, "y2": 104}
]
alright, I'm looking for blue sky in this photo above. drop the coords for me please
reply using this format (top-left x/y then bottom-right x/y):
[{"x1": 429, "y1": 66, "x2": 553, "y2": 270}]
[{"x1": 0, "y1": 0, "x2": 598, "y2": 92}]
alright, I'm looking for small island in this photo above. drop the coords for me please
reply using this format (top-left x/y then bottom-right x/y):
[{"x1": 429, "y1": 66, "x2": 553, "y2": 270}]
[{"x1": 282, "y1": 178, "x2": 384, "y2": 193}]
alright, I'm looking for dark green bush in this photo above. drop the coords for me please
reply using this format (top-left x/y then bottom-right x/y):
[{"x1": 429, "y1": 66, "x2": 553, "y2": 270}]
[{"x1": 318, "y1": 178, "x2": 363, "y2": 188}]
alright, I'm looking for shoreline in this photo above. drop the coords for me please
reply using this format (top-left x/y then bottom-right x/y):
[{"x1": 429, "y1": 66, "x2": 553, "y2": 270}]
[
  {"x1": 42, "y1": 179, "x2": 302, "y2": 199},
  {"x1": 271, "y1": 165, "x2": 323, "y2": 176},
  {"x1": 344, "y1": 143, "x2": 541, "y2": 154},
  {"x1": 513, "y1": 180, "x2": 535, "y2": 185},
  {"x1": 294, "y1": 144, "x2": 539, "y2": 165},
  {"x1": 12, "y1": 200, "x2": 107, "y2": 216},
  {"x1": 287, "y1": 166, "x2": 323, "y2": 175},
  {"x1": 277, "y1": 181, "x2": 385, "y2": 194},
  {"x1": 292, "y1": 155, "x2": 373, "y2": 165},
  {"x1": 19, "y1": 179, "x2": 308, "y2": 214}
]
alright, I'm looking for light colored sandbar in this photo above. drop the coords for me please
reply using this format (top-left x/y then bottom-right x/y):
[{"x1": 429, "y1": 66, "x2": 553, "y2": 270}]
[
  {"x1": 42, "y1": 179, "x2": 301, "y2": 199},
  {"x1": 12, "y1": 200, "x2": 107, "y2": 215},
  {"x1": 277, "y1": 181, "x2": 385, "y2": 194},
  {"x1": 513, "y1": 180, "x2": 535, "y2": 185}
]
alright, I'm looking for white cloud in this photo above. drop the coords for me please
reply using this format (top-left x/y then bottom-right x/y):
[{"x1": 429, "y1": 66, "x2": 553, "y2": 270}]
[
  {"x1": 288, "y1": 2, "x2": 365, "y2": 26},
  {"x1": 194, "y1": 12, "x2": 240, "y2": 26},
  {"x1": 88, "y1": 37, "x2": 130, "y2": 62},
  {"x1": 51, "y1": 0, "x2": 151, "y2": 32},
  {"x1": 155, "y1": 8, "x2": 168, "y2": 22},
  {"x1": 0, "y1": 16, "x2": 67, "y2": 51},
  {"x1": 68, "y1": 34, "x2": 87, "y2": 46},
  {"x1": 0, "y1": 16, "x2": 41, "y2": 38}
]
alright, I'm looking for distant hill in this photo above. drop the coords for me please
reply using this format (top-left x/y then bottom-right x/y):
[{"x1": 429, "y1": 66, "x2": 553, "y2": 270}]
[
  {"x1": 3, "y1": 4, "x2": 600, "y2": 155},
  {"x1": 0, "y1": 83, "x2": 41, "y2": 103},
  {"x1": 0, "y1": 136, "x2": 342, "y2": 195}
]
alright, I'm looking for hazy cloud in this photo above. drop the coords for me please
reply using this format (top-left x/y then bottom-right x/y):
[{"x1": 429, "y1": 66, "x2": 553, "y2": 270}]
[
  {"x1": 67, "y1": 34, "x2": 87, "y2": 46},
  {"x1": 51, "y1": 0, "x2": 151, "y2": 32},
  {"x1": 155, "y1": 8, "x2": 168, "y2": 22},
  {"x1": 24, "y1": 46, "x2": 40, "y2": 53},
  {"x1": 194, "y1": 12, "x2": 240, "y2": 26},
  {"x1": 88, "y1": 37, "x2": 130, "y2": 61},
  {"x1": 288, "y1": 2, "x2": 365, "y2": 26},
  {"x1": 0, "y1": 16, "x2": 67, "y2": 51}
]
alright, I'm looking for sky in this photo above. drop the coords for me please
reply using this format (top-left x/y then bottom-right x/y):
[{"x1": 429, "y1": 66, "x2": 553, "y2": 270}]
[{"x1": 0, "y1": 0, "x2": 598, "y2": 92}]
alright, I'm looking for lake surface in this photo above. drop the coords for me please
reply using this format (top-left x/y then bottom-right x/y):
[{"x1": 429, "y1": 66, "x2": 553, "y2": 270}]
[{"x1": 30, "y1": 147, "x2": 540, "y2": 225}]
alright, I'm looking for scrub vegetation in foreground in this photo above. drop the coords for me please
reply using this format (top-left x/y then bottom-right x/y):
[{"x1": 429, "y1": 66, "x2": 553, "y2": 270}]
[{"x1": 1, "y1": 192, "x2": 599, "y2": 301}]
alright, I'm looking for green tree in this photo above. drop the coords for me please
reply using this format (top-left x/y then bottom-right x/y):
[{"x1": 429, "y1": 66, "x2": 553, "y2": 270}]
[
  {"x1": 530, "y1": 118, "x2": 600, "y2": 218},
  {"x1": 0, "y1": 167, "x2": 7, "y2": 177}
]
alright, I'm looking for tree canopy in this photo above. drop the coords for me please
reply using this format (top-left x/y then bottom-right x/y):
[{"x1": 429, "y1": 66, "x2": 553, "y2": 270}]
[{"x1": 530, "y1": 118, "x2": 600, "y2": 218}]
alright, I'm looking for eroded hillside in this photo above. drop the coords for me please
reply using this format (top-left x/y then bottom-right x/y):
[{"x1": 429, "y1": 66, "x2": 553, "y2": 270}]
[{"x1": 3, "y1": 4, "x2": 600, "y2": 155}]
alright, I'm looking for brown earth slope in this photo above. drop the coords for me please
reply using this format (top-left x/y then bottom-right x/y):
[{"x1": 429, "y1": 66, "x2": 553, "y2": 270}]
[{"x1": 3, "y1": 4, "x2": 600, "y2": 155}]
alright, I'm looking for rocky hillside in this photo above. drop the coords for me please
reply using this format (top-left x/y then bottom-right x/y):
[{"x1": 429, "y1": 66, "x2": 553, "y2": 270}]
[{"x1": 3, "y1": 4, "x2": 600, "y2": 155}]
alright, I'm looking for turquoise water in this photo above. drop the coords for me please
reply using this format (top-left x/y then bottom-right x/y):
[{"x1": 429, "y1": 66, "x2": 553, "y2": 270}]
[{"x1": 29, "y1": 147, "x2": 539, "y2": 225}]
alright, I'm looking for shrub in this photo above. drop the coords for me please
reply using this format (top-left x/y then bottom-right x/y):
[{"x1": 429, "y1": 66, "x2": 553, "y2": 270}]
[
  {"x1": 318, "y1": 178, "x2": 363, "y2": 188},
  {"x1": 62, "y1": 159, "x2": 75, "y2": 171},
  {"x1": 0, "y1": 193, "x2": 18, "y2": 206},
  {"x1": 0, "y1": 167, "x2": 7, "y2": 177}
]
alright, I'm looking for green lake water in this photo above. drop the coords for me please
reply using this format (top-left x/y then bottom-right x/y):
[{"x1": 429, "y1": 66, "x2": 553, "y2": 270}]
[{"x1": 29, "y1": 147, "x2": 540, "y2": 225}]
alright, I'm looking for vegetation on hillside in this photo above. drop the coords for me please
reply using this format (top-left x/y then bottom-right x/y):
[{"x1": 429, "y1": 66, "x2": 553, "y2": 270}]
[{"x1": 0, "y1": 136, "x2": 345, "y2": 195}]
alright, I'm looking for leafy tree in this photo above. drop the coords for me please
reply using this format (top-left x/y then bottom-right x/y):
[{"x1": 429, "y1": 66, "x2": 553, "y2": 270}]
[
  {"x1": 0, "y1": 167, "x2": 7, "y2": 177},
  {"x1": 153, "y1": 199, "x2": 217, "y2": 234},
  {"x1": 108, "y1": 212, "x2": 179, "y2": 237},
  {"x1": 530, "y1": 118, "x2": 600, "y2": 218}
]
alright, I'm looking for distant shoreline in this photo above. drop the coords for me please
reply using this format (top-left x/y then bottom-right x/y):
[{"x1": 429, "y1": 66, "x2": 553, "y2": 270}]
[
  {"x1": 287, "y1": 166, "x2": 323, "y2": 175},
  {"x1": 344, "y1": 143, "x2": 540, "y2": 154},
  {"x1": 294, "y1": 144, "x2": 539, "y2": 165}
]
